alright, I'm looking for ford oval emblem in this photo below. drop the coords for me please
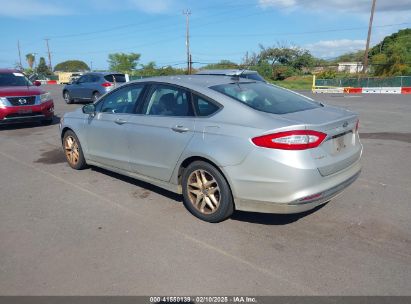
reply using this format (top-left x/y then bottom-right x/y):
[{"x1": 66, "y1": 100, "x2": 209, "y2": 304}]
[{"x1": 343, "y1": 121, "x2": 348, "y2": 128}]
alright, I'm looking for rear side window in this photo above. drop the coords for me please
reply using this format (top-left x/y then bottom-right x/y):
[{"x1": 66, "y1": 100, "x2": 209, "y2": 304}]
[
  {"x1": 90, "y1": 75, "x2": 100, "y2": 82},
  {"x1": 210, "y1": 82, "x2": 320, "y2": 115},
  {"x1": 104, "y1": 74, "x2": 126, "y2": 83},
  {"x1": 192, "y1": 94, "x2": 220, "y2": 117}
]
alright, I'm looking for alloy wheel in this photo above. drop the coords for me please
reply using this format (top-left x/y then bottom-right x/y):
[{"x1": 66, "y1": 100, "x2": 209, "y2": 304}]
[
  {"x1": 64, "y1": 135, "x2": 80, "y2": 166},
  {"x1": 187, "y1": 169, "x2": 221, "y2": 214}
]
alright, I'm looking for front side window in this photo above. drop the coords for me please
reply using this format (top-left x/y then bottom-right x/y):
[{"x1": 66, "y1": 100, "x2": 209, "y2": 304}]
[
  {"x1": 0, "y1": 72, "x2": 32, "y2": 87},
  {"x1": 143, "y1": 85, "x2": 193, "y2": 117},
  {"x1": 210, "y1": 82, "x2": 320, "y2": 115},
  {"x1": 99, "y1": 84, "x2": 144, "y2": 114}
]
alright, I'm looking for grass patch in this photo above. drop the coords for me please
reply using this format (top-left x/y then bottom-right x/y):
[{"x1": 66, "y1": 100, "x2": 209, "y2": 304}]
[{"x1": 271, "y1": 76, "x2": 313, "y2": 90}]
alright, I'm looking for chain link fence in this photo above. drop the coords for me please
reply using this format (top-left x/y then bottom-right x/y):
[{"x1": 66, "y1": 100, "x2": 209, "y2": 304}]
[{"x1": 316, "y1": 76, "x2": 411, "y2": 87}]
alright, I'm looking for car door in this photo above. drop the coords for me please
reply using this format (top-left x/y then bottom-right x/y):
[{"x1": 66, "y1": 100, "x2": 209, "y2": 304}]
[
  {"x1": 69, "y1": 75, "x2": 89, "y2": 99},
  {"x1": 85, "y1": 83, "x2": 145, "y2": 171},
  {"x1": 126, "y1": 84, "x2": 196, "y2": 181},
  {"x1": 83, "y1": 74, "x2": 100, "y2": 100}
]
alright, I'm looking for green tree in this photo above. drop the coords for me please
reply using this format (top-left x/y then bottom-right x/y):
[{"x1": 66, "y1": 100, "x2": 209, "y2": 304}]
[
  {"x1": 257, "y1": 45, "x2": 315, "y2": 80},
  {"x1": 201, "y1": 60, "x2": 239, "y2": 70},
  {"x1": 54, "y1": 60, "x2": 90, "y2": 72},
  {"x1": 36, "y1": 57, "x2": 52, "y2": 75},
  {"x1": 369, "y1": 29, "x2": 411, "y2": 76},
  {"x1": 333, "y1": 50, "x2": 364, "y2": 63},
  {"x1": 108, "y1": 53, "x2": 140, "y2": 73},
  {"x1": 25, "y1": 53, "x2": 35, "y2": 69}
]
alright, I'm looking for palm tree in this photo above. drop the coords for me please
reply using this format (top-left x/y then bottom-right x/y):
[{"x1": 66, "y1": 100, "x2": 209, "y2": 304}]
[{"x1": 26, "y1": 53, "x2": 35, "y2": 69}]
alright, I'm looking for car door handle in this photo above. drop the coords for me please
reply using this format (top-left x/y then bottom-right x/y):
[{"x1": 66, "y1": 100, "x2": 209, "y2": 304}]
[
  {"x1": 171, "y1": 125, "x2": 189, "y2": 133},
  {"x1": 114, "y1": 118, "x2": 127, "y2": 125}
]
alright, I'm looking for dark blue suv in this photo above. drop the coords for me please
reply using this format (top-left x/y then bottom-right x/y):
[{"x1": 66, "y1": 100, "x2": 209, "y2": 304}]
[{"x1": 62, "y1": 72, "x2": 126, "y2": 104}]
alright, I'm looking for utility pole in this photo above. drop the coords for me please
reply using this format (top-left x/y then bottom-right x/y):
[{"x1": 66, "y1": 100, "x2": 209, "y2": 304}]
[
  {"x1": 90, "y1": 61, "x2": 93, "y2": 71},
  {"x1": 183, "y1": 9, "x2": 191, "y2": 74},
  {"x1": 17, "y1": 40, "x2": 22, "y2": 69},
  {"x1": 363, "y1": 0, "x2": 376, "y2": 73},
  {"x1": 45, "y1": 38, "x2": 52, "y2": 71}
]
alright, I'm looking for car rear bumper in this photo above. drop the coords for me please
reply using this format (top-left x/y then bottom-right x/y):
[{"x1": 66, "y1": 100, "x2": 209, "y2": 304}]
[
  {"x1": 0, "y1": 100, "x2": 54, "y2": 124},
  {"x1": 233, "y1": 167, "x2": 361, "y2": 214},
  {"x1": 223, "y1": 146, "x2": 362, "y2": 214}
]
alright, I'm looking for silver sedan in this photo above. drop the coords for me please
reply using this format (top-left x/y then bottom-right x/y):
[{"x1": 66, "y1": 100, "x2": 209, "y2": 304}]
[{"x1": 60, "y1": 75, "x2": 362, "y2": 222}]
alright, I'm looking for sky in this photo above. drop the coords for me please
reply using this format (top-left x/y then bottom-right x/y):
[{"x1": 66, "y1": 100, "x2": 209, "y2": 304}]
[{"x1": 0, "y1": 0, "x2": 410, "y2": 70}]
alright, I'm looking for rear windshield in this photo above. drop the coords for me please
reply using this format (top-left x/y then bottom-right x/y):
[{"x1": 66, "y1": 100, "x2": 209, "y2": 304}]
[
  {"x1": 104, "y1": 74, "x2": 126, "y2": 83},
  {"x1": 0, "y1": 72, "x2": 32, "y2": 87},
  {"x1": 210, "y1": 82, "x2": 320, "y2": 114}
]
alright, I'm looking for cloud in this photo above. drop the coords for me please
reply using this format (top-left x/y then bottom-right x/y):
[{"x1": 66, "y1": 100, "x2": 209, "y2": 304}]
[
  {"x1": 258, "y1": 0, "x2": 411, "y2": 13},
  {"x1": 0, "y1": 0, "x2": 69, "y2": 17},
  {"x1": 305, "y1": 39, "x2": 366, "y2": 58}
]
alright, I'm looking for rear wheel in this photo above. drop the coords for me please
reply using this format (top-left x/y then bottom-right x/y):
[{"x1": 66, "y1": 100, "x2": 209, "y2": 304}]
[
  {"x1": 92, "y1": 92, "x2": 101, "y2": 102},
  {"x1": 182, "y1": 161, "x2": 234, "y2": 223},
  {"x1": 63, "y1": 91, "x2": 73, "y2": 104},
  {"x1": 63, "y1": 130, "x2": 87, "y2": 170}
]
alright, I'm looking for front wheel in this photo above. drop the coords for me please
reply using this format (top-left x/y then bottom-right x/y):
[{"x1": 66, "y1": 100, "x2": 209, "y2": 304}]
[
  {"x1": 63, "y1": 91, "x2": 73, "y2": 104},
  {"x1": 63, "y1": 130, "x2": 87, "y2": 170},
  {"x1": 182, "y1": 161, "x2": 234, "y2": 223}
]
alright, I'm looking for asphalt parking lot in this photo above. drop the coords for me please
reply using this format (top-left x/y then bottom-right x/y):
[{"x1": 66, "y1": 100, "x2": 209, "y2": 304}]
[{"x1": 0, "y1": 85, "x2": 410, "y2": 295}]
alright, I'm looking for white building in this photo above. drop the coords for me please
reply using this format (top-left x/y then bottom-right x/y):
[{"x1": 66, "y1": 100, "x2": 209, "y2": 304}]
[{"x1": 337, "y1": 62, "x2": 364, "y2": 74}]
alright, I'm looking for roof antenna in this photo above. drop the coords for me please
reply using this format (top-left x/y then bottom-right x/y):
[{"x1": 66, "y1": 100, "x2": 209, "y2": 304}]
[{"x1": 231, "y1": 62, "x2": 252, "y2": 84}]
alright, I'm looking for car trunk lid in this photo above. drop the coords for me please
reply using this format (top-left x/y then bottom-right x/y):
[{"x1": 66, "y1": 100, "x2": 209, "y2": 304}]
[{"x1": 281, "y1": 106, "x2": 362, "y2": 176}]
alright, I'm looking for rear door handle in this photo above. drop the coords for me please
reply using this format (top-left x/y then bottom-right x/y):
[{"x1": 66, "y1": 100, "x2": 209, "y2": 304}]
[
  {"x1": 171, "y1": 125, "x2": 189, "y2": 133},
  {"x1": 114, "y1": 118, "x2": 127, "y2": 125}
]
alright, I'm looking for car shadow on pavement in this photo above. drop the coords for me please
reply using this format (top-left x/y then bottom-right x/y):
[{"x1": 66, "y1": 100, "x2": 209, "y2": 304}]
[
  {"x1": 0, "y1": 115, "x2": 61, "y2": 131},
  {"x1": 90, "y1": 166, "x2": 182, "y2": 202},
  {"x1": 88, "y1": 166, "x2": 327, "y2": 225},
  {"x1": 230, "y1": 203, "x2": 327, "y2": 225}
]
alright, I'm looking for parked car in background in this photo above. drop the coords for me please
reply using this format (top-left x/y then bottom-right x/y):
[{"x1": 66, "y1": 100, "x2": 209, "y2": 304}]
[
  {"x1": 196, "y1": 69, "x2": 266, "y2": 82},
  {"x1": 60, "y1": 75, "x2": 362, "y2": 222},
  {"x1": 62, "y1": 72, "x2": 126, "y2": 104},
  {"x1": 0, "y1": 69, "x2": 54, "y2": 125}
]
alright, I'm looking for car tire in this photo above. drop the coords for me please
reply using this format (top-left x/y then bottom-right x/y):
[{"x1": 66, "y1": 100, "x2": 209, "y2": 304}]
[
  {"x1": 92, "y1": 92, "x2": 101, "y2": 102},
  {"x1": 182, "y1": 161, "x2": 234, "y2": 223},
  {"x1": 63, "y1": 91, "x2": 73, "y2": 104},
  {"x1": 62, "y1": 130, "x2": 87, "y2": 170}
]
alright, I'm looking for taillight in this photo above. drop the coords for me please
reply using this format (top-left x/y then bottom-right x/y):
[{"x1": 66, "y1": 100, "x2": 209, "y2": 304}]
[
  {"x1": 252, "y1": 130, "x2": 327, "y2": 150},
  {"x1": 101, "y1": 82, "x2": 113, "y2": 87},
  {"x1": 355, "y1": 120, "x2": 360, "y2": 132}
]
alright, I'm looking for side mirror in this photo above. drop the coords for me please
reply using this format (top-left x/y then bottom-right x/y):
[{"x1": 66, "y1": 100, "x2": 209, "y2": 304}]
[
  {"x1": 33, "y1": 80, "x2": 41, "y2": 86},
  {"x1": 82, "y1": 104, "x2": 96, "y2": 115}
]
